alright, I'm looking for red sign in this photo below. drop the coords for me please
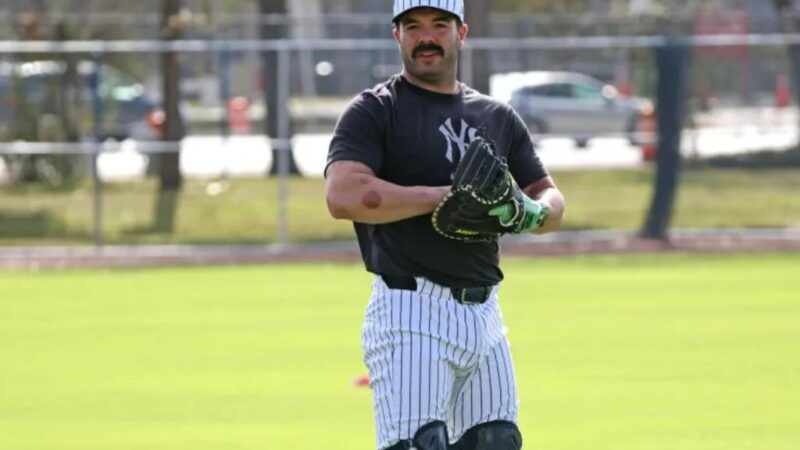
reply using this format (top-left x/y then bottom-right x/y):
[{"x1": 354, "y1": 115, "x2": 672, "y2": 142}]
[{"x1": 693, "y1": 10, "x2": 750, "y2": 57}]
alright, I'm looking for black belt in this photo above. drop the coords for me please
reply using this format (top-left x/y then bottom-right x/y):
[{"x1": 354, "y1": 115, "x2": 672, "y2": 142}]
[{"x1": 381, "y1": 275, "x2": 492, "y2": 305}]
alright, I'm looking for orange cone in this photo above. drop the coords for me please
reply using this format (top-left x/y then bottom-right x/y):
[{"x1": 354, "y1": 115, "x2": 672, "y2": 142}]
[
  {"x1": 352, "y1": 374, "x2": 370, "y2": 388},
  {"x1": 638, "y1": 112, "x2": 658, "y2": 162},
  {"x1": 776, "y1": 74, "x2": 791, "y2": 108}
]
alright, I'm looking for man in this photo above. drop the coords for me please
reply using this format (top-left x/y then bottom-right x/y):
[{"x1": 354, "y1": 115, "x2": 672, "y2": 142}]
[{"x1": 325, "y1": 1, "x2": 565, "y2": 449}]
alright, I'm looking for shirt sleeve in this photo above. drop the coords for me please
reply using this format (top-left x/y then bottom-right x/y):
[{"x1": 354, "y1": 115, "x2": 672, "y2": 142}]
[
  {"x1": 506, "y1": 107, "x2": 549, "y2": 188},
  {"x1": 325, "y1": 93, "x2": 386, "y2": 177}
]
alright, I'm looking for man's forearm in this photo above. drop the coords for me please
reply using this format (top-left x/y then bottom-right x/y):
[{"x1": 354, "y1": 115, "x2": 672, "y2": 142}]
[
  {"x1": 327, "y1": 169, "x2": 449, "y2": 224},
  {"x1": 531, "y1": 187, "x2": 565, "y2": 234}
]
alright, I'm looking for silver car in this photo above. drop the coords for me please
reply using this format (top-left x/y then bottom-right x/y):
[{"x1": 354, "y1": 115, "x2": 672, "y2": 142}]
[{"x1": 493, "y1": 71, "x2": 653, "y2": 147}]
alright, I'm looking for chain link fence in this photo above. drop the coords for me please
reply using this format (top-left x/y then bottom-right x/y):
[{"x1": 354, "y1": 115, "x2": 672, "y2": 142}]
[{"x1": 0, "y1": 34, "x2": 798, "y2": 247}]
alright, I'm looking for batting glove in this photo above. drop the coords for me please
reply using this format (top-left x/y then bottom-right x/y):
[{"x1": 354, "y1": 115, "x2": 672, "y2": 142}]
[{"x1": 488, "y1": 194, "x2": 549, "y2": 234}]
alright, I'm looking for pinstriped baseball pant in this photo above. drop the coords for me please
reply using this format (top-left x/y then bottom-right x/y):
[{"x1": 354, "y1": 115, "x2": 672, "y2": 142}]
[{"x1": 362, "y1": 276, "x2": 519, "y2": 449}]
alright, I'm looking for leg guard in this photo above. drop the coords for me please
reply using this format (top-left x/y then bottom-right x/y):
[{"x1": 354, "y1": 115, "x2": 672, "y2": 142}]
[
  {"x1": 382, "y1": 421, "x2": 449, "y2": 450},
  {"x1": 452, "y1": 421, "x2": 522, "y2": 450}
]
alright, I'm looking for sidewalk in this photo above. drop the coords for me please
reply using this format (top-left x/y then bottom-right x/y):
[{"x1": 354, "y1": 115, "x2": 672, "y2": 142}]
[{"x1": 2, "y1": 228, "x2": 799, "y2": 270}]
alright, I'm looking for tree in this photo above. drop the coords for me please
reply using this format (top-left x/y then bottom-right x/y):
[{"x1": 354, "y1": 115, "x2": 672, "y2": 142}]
[
  {"x1": 1, "y1": 2, "x2": 84, "y2": 188},
  {"x1": 257, "y1": 0, "x2": 301, "y2": 175},
  {"x1": 640, "y1": 42, "x2": 691, "y2": 240},
  {"x1": 151, "y1": 0, "x2": 186, "y2": 232}
]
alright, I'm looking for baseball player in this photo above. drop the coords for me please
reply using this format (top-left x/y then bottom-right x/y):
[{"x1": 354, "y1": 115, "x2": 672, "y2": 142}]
[{"x1": 325, "y1": 1, "x2": 565, "y2": 449}]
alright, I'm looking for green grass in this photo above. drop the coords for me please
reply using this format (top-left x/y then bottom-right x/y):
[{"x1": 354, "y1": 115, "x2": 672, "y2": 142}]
[
  {"x1": 1, "y1": 168, "x2": 799, "y2": 246},
  {"x1": 1, "y1": 253, "x2": 799, "y2": 449}
]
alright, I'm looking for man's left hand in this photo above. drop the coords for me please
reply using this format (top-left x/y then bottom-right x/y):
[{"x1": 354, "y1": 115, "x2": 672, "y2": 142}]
[{"x1": 488, "y1": 194, "x2": 549, "y2": 234}]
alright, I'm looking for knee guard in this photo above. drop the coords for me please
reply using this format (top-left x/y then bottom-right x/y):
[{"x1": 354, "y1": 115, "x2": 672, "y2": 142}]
[
  {"x1": 382, "y1": 421, "x2": 449, "y2": 450},
  {"x1": 453, "y1": 421, "x2": 522, "y2": 450}
]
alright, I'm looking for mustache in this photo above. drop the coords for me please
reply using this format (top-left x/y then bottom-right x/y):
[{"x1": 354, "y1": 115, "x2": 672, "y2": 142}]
[{"x1": 412, "y1": 43, "x2": 445, "y2": 58}]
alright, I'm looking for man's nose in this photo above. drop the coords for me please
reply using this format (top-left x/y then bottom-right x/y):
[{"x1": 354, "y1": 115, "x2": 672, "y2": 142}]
[{"x1": 417, "y1": 26, "x2": 438, "y2": 42}]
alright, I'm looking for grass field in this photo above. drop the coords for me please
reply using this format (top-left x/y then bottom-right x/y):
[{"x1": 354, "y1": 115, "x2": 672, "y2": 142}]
[
  {"x1": 1, "y1": 253, "x2": 799, "y2": 450},
  {"x1": 1, "y1": 168, "x2": 799, "y2": 245}
]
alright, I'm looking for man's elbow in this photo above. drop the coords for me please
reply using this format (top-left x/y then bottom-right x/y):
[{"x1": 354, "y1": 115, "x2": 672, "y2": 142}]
[
  {"x1": 327, "y1": 192, "x2": 373, "y2": 221},
  {"x1": 326, "y1": 194, "x2": 353, "y2": 220}
]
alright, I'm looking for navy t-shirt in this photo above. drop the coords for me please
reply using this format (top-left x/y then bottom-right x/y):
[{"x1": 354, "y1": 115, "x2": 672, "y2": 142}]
[{"x1": 326, "y1": 75, "x2": 548, "y2": 287}]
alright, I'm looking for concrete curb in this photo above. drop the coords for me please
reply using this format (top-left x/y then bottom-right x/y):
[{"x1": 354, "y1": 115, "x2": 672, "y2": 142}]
[{"x1": 2, "y1": 228, "x2": 799, "y2": 271}]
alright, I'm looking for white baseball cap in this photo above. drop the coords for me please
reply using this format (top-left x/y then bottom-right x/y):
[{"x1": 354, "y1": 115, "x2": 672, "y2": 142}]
[{"x1": 392, "y1": 0, "x2": 465, "y2": 23}]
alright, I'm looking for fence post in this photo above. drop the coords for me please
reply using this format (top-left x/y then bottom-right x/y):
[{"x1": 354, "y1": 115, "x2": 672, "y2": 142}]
[
  {"x1": 276, "y1": 46, "x2": 291, "y2": 246},
  {"x1": 219, "y1": 42, "x2": 232, "y2": 138},
  {"x1": 640, "y1": 39, "x2": 691, "y2": 240},
  {"x1": 89, "y1": 55, "x2": 104, "y2": 249}
]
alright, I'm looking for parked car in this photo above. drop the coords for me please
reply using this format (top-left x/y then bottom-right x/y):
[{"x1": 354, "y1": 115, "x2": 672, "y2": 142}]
[
  {"x1": 0, "y1": 59, "x2": 162, "y2": 142},
  {"x1": 490, "y1": 71, "x2": 653, "y2": 147}
]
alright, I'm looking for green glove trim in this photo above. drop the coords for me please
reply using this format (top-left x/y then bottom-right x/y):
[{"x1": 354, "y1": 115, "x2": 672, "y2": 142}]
[{"x1": 488, "y1": 195, "x2": 549, "y2": 233}]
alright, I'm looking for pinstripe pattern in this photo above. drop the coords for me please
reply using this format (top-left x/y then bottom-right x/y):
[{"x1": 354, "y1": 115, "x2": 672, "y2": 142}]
[
  {"x1": 362, "y1": 276, "x2": 517, "y2": 449},
  {"x1": 393, "y1": 0, "x2": 464, "y2": 22}
]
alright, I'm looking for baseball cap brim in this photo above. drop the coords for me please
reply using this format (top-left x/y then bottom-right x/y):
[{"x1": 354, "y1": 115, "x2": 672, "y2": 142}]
[{"x1": 392, "y1": 6, "x2": 464, "y2": 24}]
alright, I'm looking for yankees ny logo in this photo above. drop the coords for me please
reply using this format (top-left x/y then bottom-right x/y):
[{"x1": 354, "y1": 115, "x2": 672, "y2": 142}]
[{"x1": 439, "y1": 118, "x2": 479, "y2": 165}]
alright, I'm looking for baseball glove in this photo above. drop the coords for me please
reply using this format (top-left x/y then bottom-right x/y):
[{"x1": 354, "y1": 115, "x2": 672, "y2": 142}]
[{"x1": 432, "y1": 136, "x2": 548, "y2": 243}]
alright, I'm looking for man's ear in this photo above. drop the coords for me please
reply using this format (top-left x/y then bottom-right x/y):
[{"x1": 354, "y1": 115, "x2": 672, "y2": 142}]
[
  {"x1": 458, "y1": 23, "x2": 469, "y2": 49},
  {"x1": 393, "y1": 26, "x2": 401, "y2": 44}
]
